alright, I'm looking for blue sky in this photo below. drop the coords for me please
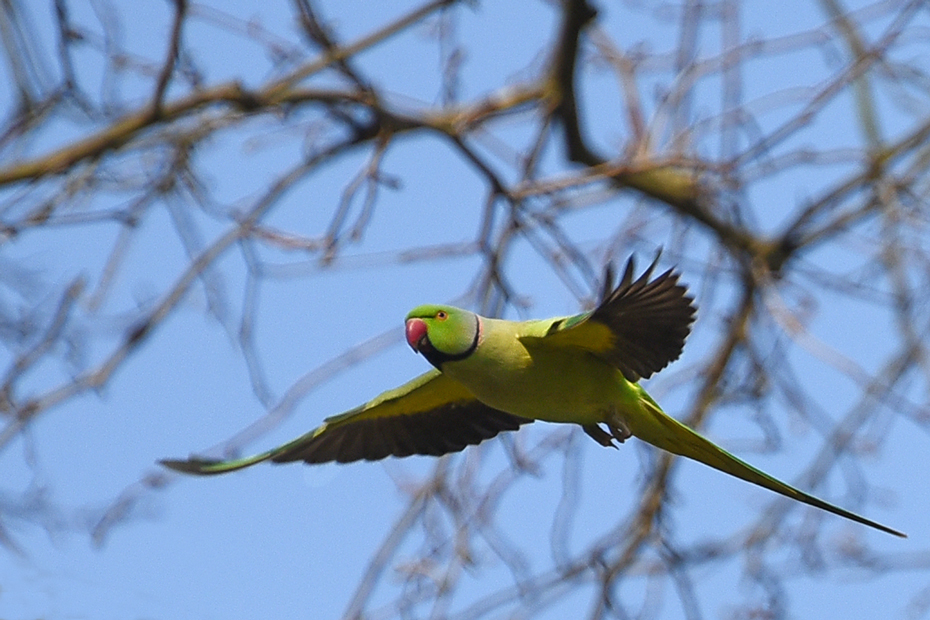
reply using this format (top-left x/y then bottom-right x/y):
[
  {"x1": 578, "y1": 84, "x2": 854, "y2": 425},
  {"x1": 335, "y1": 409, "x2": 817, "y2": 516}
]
[{"x1": 1, "y1": 1, "x2": 927, "y2": 619}]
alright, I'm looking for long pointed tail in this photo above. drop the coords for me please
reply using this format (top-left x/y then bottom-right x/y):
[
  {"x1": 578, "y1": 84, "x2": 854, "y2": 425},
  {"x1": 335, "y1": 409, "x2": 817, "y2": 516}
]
[{"x1": 625, "y1": 394, "x2": 906, "y2": 538}]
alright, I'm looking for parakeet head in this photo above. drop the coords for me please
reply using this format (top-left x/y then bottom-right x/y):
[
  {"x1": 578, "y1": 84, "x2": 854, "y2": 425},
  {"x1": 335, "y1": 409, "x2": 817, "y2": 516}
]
[{"x1": 405, "y1": 305, "x2": 480, "y2": 368}]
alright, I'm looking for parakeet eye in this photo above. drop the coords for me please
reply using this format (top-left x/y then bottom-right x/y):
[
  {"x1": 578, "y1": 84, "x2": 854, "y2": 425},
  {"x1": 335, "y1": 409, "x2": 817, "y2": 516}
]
[{"x1": 436, "y1": 311, "x2": 448, "y2": 320}]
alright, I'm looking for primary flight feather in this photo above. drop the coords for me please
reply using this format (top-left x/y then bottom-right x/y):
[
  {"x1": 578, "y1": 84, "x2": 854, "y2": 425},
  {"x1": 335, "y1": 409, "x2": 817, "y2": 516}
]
[{"x1": 162, "y1": 255, "x2": 905, "y2": 538}]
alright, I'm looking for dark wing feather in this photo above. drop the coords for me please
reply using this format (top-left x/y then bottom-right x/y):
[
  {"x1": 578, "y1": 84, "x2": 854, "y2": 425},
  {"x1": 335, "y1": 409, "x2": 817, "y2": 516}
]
[
  {"x1": 593, "y1": 254, "x2": 696, "y2": 380},
  {"x1": 161, "y1": 370, "x2": 531, "y2": 474},
  {"x1": 522, "y1": 254, "x2": 696, "y2": 382},
  {"x1": 272, "y1": 399, "x2": 525, "y2": 464}
]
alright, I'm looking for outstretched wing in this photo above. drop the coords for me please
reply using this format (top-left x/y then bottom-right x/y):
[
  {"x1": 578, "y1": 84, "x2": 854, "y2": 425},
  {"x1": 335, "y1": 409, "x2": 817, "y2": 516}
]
[
  {"x1": 521, "y1": 254, "x2": 696, "y2": 382},
  {"x1": 161, "y1": 369, "x2": 532, "y2": 475}
]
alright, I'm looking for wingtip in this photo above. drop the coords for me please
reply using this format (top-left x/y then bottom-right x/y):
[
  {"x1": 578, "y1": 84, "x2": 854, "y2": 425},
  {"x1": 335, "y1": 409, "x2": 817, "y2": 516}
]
[
  {"x1": 159, "y1": 446, "x2": 279, "y2": 475},
  {"x1": 614, "y1": 249, "x2": 666, "y2": 292},
  {"x1": 159, "y1": 457, "x2": 228, "y2": 476}
]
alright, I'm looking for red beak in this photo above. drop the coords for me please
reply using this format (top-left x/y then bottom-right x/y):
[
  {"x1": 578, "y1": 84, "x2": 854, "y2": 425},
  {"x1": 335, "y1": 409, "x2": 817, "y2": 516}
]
[{"x1": 405, "y1": 318, "x2": 428, "y2": 351}]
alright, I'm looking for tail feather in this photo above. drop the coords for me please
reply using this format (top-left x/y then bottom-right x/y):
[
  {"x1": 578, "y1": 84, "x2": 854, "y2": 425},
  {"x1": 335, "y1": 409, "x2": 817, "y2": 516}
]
[{"x1": 626, "y1": 397, "x2": 906, "y2": 538}]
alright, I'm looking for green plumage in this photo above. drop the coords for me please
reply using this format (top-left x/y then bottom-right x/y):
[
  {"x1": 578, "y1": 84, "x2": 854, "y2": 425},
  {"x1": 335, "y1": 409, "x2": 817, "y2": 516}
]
[{"x1": 162, "y1": 256, "x2": 905, "y2": 538}]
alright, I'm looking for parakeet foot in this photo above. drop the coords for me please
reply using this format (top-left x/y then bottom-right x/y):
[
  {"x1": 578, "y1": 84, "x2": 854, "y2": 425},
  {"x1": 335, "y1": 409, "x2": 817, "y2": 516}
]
[
  {"x1": 606, "y1": 412, "x2": 631, "y2": 443},
  {"x1": 582, "y1": 423, "x2": 618, "y2": 448}
]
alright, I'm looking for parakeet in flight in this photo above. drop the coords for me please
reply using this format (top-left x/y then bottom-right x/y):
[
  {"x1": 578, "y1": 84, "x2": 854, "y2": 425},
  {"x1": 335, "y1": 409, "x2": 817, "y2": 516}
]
[{"x1": 162, "y1": 256, "x2": 905, "y2": 537}]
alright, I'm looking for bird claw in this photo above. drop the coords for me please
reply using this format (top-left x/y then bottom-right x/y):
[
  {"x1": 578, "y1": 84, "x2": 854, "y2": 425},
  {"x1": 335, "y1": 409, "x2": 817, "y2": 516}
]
[
  {"x1": 607, "y1": 412, "x2": 631, "y2": 443},
  {"x1": 582, "y1": 424, "x2": 618, "y2": 448},
  {"x1": 582, "y1": 414, "x2": 631, "y2": 448}
]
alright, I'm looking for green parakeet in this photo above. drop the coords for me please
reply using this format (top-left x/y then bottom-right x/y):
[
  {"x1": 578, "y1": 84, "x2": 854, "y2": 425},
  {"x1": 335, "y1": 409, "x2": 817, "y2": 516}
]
[{"x1": 162, "y1": 256, "x2": 905, "y2": 537}]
